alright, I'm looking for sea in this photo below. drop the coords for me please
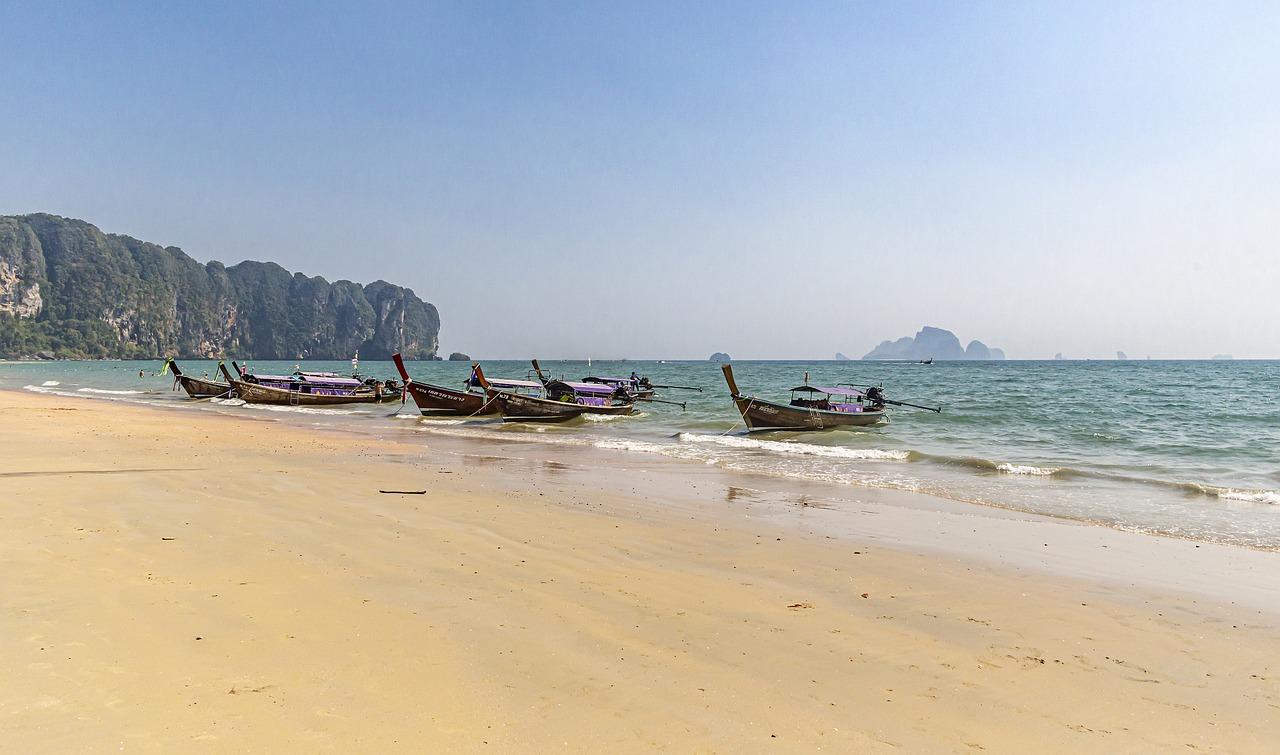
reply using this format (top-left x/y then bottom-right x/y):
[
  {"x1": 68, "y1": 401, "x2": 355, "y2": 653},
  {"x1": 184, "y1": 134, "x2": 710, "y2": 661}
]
[{"x1": 4, "y1": 358, "x2": 1278, "y2": 550}]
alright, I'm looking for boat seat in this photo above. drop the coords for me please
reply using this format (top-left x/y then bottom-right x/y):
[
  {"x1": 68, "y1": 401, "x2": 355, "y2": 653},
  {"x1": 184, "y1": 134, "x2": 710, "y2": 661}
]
[{"x1": 831, "y1": 403, "x2": 863, "y2": 413}]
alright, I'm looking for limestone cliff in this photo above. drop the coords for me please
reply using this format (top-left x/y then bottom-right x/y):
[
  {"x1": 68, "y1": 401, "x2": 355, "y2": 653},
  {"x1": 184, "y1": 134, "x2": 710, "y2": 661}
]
[{"x1": 0, "y1": 214, "x2": 439, "y2": 360}]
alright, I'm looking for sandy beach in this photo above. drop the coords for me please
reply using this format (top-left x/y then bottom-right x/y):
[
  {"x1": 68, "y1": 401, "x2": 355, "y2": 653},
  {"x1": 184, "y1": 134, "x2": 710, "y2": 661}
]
[{"x1": 1, "y1": 388, "x2": 1277, "y2": 753}]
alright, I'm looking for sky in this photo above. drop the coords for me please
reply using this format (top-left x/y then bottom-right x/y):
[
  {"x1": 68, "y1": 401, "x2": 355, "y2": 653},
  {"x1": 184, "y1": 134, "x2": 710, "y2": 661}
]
[{"x1": 2, "y1": 1, "x2": 1278, "y2": 359}]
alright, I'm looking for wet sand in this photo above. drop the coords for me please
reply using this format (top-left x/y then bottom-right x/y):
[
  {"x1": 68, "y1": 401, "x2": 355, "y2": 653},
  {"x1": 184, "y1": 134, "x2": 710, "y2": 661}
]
[{"x1": 1, "y1": 389, "x2": 1277, "y2": 752}]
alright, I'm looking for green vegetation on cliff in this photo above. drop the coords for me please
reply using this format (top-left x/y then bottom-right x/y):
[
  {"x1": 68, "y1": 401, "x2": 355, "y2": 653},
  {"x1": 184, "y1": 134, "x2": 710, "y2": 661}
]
[{"x1": 0, "y1": 214, "x2": 439, "y2": 360}]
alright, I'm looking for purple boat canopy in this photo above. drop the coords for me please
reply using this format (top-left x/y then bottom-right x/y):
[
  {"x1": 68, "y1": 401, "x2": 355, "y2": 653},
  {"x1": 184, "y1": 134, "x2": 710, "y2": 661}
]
[
  {"x1": 306, "y1": 378, "x2": 364, "y2": 387},
  {"x1": 790, "y1": 384, "x2": 864, "y2": 397}
]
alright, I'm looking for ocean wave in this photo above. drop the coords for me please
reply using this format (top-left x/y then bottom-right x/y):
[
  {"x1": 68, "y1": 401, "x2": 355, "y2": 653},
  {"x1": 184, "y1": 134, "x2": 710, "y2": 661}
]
[
  {"x1": 77, "y1": 387, "x2": 145, "y2": 395},
  {"x1": 23, "y1": 384, "x2": 61, "y2": 395},
  {"x1": 1178, "y1": 484, "x2": 1280, "y2": 505},
  {"x1": 677, "y1": 433, "x2": 911, "y2": 461},
  {"x1": 582, "y1": 411, "x2": 646, "y2": 422},
  {"x1": 41, "y1": 380, "x2": 60, "y2": 387},
  {"x1": 1215, "y1": 489, "x2": 1280, "y2": 505},
  {"x1": 996, "y1": 463, "x2": 1061, "y2": 476},
  {"x1": 242, "y1": 404, "x2": 355, "y2": 416}
]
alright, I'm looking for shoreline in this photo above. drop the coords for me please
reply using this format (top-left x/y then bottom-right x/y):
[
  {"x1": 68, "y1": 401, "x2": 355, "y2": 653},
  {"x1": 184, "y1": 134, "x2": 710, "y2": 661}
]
[
  {"x1": 2, "y1": 388, "x2": 1278, "y2": 750},
  {"x1": 11, "y1": 383, "x2": 1280, "y2": 597}
]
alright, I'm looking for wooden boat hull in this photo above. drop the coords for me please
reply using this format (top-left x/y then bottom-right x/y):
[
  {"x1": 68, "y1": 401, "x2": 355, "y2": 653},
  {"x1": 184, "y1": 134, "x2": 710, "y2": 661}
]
[
  {"x1": 491, "y1": 390, "x2": 635, "y2": 423},
  {"x1": 733, "y1": 396, "x2": 885, "y2": 432},
  {"x1": 404, "y1": 381, "x2": 498, "y2": 416},
  {"x1": 176, "y1": 375, "x2": 231, "y2": 399},
  {"x1": 230, "y1": 379, "x2": 401, "y2": 406}
]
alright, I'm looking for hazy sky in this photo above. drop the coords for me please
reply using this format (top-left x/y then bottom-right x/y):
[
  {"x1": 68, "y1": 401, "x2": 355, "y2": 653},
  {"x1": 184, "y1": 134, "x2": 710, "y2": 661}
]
[{"x1": 3, "y1": 1, "x2": 1277, "y2": 359}]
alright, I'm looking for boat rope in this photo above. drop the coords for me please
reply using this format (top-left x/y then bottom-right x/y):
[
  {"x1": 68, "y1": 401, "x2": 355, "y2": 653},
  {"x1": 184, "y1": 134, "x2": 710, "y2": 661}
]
[{"x1": 718, "y1": 397, "x2": 753, "y2": 435}]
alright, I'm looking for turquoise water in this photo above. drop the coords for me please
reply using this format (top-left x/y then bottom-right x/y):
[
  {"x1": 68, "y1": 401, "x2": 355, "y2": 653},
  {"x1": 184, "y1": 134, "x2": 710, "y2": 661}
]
[{"x1": 4, "y1": 358, "x2": 1278, "y2": 549}]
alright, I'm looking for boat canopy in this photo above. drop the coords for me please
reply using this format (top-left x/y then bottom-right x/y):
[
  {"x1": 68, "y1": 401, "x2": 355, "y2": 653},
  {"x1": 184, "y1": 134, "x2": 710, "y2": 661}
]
[
  {"x1": 485, "y1": 377, "x2": 543, "y2": 390},
  {"x1": 584, "y1": 376, "x2": 633, "y2": 383},
  {"x1": 252, "y1": 374, "x2": 297, "y2": 382},
  {"x1": 297, "y1": 371, "x2": 342, "y2": 378},
  {"x1": 300, "y1": 375, "x2": 364, "y2": 386},
  {"x1": 560, "y1": 381, "x2": 617, "y2": 395},
  {"x1": 790, "y1": 384, "x2": 864, "y2": 397}
]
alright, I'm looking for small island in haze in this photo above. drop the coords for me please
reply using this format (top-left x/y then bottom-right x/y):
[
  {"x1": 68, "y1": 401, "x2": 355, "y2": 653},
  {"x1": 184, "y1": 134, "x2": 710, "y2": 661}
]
[{"x1": 862, "y1": 326, "x2": 1006, "y2": 361}]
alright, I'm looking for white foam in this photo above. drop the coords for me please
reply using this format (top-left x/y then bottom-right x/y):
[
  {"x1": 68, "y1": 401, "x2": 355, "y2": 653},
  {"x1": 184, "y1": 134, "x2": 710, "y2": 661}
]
[
  {"x1": 242, "y1": 404, "x2": 353, "y2": 416},
  {"x1": 582, "y1": 411, "x2": 645, "y2": 422},
  {"x1": 23, "y1": 384, "x2": 60, "y2": 395},
  {"x1": 678, "y1": 433, "x2": 910, "y2": 461},
  {"x1": 1215, "y1": 489, "x2": 1280, "y2": 505},
  {"x1": 77, "y1": 387, "x2": 145, "y2": 395},
  {"x1": 41, "y1": 380, "x2": 60, "y2": 387},
  {"x1": 996, "y1": 463, "x2": 1060, "y2": 476}
]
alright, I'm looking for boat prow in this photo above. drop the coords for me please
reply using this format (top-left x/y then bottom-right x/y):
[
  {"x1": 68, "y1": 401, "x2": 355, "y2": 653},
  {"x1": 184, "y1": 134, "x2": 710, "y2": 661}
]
[{"x1": 167, "y1": 358, "x2": 232, "y2": 399}]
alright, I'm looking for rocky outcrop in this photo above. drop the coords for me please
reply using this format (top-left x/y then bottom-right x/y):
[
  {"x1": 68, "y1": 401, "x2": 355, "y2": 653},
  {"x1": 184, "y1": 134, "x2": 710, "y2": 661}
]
[
  {"x1": 709, "y1": 352, "x2": 731, "y2": 362},
  {"x1": 448, "y1": 352, "x2": 470, "y2": 361},
  {"x1": 965, "y1": 340, "x2": 992, "y2": 360},
  {"x1": 0, "y1": 214, "x2": 440, "y2": 359},
  {"x1": 863, "y1": 326, "x2": 1006, "y2": 361},
  {"x1": 835, "y1": 352, "x2": 850, "y2": 361}
]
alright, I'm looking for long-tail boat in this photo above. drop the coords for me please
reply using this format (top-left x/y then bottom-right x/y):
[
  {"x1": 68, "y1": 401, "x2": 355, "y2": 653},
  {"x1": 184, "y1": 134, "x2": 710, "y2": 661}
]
[
  {"x1": 392, "y1": 353, "x2": 542, "y2": 417},
  {"x1": 166, "y1": 358, "x2": 232, "y2": 399},
  {"x1": 721, "y1": 364, "x2": 889, "y2": 431},
  {"x1": 476, "y1": 364, "x2": 635, "y2": 422},
  {"x1": 219, "y1": 363, "x2": 401, "y2": 406}
]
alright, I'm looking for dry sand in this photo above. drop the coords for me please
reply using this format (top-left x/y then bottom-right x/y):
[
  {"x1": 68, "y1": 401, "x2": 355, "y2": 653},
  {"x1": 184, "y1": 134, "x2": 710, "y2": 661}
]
[{"x1": 1, "y1": 389, "x2": 1277, "y2": 753}]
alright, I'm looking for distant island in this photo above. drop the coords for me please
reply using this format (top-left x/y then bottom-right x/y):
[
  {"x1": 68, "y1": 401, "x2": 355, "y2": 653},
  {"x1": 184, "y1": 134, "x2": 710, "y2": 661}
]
[
  {"x1": 862, "y1": 326, "x2": 1006, "y2": 361},
  {"x1": 448, "y1": 352, "x2": 470, "y2": 361},
  {"x1": 709, "y1": 352, "x2": 731, "y2": 362},
  {"x1": 0, "y1": 214, "x2": 439, "y2": 360},
  {"x1": 834, "y1": 352, "x2": 850, "y2": 361}
]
